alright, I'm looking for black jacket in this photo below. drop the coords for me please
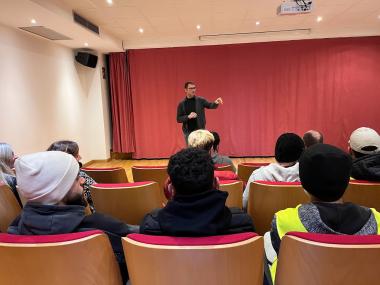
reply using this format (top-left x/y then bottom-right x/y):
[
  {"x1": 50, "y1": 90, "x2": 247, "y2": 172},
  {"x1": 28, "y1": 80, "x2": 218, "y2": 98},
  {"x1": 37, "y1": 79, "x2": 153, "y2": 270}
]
[
  {"x1": 140, "y1": 190, "x2": 255, "y2": 236},
  {"x1": 8, "y1": 203, "x2": 136, "y2": 281},
  {"x1": 177, "y1": 96, "x2": 218, "y2": 134},
  {"x1": 352, "y1": 153, "x2": 380, "y2": 181}
]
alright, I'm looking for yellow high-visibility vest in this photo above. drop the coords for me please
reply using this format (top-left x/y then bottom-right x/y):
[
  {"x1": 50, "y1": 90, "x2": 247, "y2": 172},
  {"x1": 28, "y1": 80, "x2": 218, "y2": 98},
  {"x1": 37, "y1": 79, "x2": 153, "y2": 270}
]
[{"x1": 269, "y1": 205, "x2": 380, "y2": 282}]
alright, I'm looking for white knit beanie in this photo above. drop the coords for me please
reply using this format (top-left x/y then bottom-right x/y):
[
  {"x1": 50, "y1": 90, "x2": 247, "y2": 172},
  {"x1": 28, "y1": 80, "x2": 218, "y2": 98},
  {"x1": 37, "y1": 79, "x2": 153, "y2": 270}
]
[{"x1": 15, "y1": 151, "x2": 79, "y2": 205}]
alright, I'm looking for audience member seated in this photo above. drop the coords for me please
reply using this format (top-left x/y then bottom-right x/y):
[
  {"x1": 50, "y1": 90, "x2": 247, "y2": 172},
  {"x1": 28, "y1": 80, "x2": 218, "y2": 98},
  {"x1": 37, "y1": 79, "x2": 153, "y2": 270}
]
[
  {"x1": 47, "y1": 140, "x2": 96, "y2": 211},
  {"x1": 140, "y1": 148, "x2": 255, "y2": 236},
  {"x1": 348, "y1": 127, "x2": 380, "y2": 181},
  {"x1": 211, "y1": 131, "x2": 236, "y2": 172},
  {"x1": 0, "y1": 143, "x2": 21, "y2": 205},
  {"x1": 303, "y1": 130, "x2": 323, "y2": 148},
  {"x1": 264, "y1": 144, "x2": 380, "y2": 283},
  {"x1": 243, "y1": 133, "x2": 304, "y2": 209},
  {"x1": 187, "y1": 129, "x2": 214, "y2": 152},
  {"x1": 8, "y1": 151, "x2": 137, "y2": 281}
]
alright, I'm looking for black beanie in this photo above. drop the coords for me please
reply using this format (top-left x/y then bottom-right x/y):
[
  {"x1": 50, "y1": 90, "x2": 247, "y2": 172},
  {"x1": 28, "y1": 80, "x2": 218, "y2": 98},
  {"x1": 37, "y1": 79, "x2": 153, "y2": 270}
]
[
  {"x1": 275, "y1": 133, "x2": 305, "y2": 163},
  {"x1": 299, "y1": 144, "x2": 352, "y2": 202}
]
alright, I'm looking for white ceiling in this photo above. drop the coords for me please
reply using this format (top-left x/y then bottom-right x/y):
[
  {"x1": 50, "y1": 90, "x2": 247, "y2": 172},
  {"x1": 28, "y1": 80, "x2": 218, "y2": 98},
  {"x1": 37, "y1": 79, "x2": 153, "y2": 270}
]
[{"x1": 1, "y1": 0, "x2": 380, "y2": 51}]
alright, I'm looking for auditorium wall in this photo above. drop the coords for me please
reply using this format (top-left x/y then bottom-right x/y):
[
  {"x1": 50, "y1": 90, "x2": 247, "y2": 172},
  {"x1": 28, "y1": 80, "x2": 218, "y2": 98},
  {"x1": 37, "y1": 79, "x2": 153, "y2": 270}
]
[{"x1": 0, "y1": 23, "x2": 111, "y2": 162}]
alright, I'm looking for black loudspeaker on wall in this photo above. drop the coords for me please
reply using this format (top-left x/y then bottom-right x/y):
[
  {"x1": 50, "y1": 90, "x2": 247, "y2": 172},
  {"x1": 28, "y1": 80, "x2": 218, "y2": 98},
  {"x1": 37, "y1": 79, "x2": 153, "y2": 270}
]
[{"x1": 75, "y1": 52, "x2": 98, "y2": 68}]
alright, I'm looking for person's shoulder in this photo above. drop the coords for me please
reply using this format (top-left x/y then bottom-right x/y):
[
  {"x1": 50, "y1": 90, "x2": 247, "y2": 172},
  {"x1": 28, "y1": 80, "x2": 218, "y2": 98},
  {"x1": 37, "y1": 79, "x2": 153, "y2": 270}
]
[
  {"x1": 228, "y1": 207, "x2": 255, "y2": 232},
  {"x1": 140, "y1": 208, "x2": 163, "y2": 234}
]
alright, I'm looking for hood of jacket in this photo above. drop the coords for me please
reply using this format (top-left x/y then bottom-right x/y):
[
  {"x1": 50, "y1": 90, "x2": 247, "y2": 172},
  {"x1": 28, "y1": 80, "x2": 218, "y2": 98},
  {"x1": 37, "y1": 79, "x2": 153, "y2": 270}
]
[
  {"x1": 158, "y1": 189, "x2": 232, "y2": 236},
  {"x1": 8, "y1": 203, "x2": 86, "y2": 235},
  {"x1": 351, "y1": 153, "x2": 380, "y2": 181},
  {"x1": 255, "y1": 162, "x2": 300, "y2": 182}
]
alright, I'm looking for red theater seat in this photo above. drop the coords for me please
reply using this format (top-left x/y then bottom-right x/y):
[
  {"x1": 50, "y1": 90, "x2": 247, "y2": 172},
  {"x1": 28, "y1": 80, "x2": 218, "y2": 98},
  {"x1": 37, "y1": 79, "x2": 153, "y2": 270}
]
[
  {"x1": 343, "y1": 180, "x2": 380, "y2": 211},
  {"x1": 215, "y1": 163, "x2": 234, "y2": 171},
  {"x1": 82, "y1": 167, "x2": 128, "y2": 183},
  {"x1": 247, "y1": 181, "x2": 308, "y2": 235},
  {"x1": 90, "y1": 181, "x2": 162, "y2": 224},
  {"x1": 123, "y1": 232, "x2": 264, "y2": 285},
  {"x1": 276, "y1": 232, "x2": 380, "y2": 285},
  {"x1": 219, "y1": 180, "x2": 244, "y2": 208},
  {"x1": 0, "y1": 184, "x2": 22, "y2": 232},
  {"x1": 132, "y1": 165, "x2": 168, "y2": 203},
  {"x1": 0, "y1": 230, "x2": 122, "y2": 285},
  {"x1": 237, "y1": 162, "x2": 270, "y2": 183}
]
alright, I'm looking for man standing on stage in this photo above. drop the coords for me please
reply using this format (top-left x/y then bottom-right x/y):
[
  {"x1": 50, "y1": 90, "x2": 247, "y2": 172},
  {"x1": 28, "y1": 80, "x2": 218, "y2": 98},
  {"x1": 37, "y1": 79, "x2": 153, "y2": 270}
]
[{"x1": 177, "y1": 81, "x2": 223, "y2": 144}]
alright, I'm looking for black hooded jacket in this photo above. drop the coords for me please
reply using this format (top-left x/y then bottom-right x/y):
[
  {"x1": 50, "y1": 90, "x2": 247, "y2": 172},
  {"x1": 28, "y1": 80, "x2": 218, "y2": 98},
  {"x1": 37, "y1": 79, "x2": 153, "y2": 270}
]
[
  {"x1": 352, "y1": 153, "x2": 380, "y2": 181},
  {"x1": 140, "y1": 190, "x2": 255, "y2": 236}
]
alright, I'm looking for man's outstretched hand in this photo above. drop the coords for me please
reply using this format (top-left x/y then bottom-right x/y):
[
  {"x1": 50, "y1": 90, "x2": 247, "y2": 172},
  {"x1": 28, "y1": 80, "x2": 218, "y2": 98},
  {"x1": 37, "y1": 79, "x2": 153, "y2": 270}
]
[{"x1": 215, "y1": 97, "x2": 223, "y2": 105}]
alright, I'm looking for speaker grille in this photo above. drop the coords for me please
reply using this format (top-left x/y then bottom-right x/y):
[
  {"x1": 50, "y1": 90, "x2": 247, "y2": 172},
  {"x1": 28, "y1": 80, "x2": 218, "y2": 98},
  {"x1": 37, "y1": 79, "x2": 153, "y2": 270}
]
[{"x1": 73, "y1": 12, "x2": 99, "y2": 35}]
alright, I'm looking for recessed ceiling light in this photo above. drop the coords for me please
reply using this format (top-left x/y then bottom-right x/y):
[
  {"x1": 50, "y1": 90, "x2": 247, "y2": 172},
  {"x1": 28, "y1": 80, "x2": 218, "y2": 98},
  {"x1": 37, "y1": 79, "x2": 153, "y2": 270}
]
[
  {"x1": 138, "y1": 27, "x2": 144, "y2": 33},
  {"x1": 316, "y1": 16, "x2": 323, "y2": 22},
  {"x1": 196, "y1": 24, "x2": 201, "y2": 30},
  {"x1": 84, "y1": 42, "x2": 89, "y2": 47},
  {"x1": 31, "y1": 19, "x2": 37, "y2": 24},
  {"x1": 106, "y1": 0, "x2": 113, "y2": 5},
  {"x1": 255, "y1": 21, "x2": 260, "y2": 26}
]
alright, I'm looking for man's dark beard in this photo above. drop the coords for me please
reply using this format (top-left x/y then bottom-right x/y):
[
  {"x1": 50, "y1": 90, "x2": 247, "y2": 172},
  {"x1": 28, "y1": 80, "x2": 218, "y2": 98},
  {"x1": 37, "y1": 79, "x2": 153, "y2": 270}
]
[{"x1": 65, "y1": 193, "x2": 88, "y2": 207}]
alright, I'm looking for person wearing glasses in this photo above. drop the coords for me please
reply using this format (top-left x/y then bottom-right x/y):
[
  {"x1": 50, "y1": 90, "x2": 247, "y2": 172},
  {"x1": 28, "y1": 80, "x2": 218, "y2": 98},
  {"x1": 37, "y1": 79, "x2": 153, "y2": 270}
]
[{"x1": 177, "y1": 81, "x2": 223, "y2": 144}]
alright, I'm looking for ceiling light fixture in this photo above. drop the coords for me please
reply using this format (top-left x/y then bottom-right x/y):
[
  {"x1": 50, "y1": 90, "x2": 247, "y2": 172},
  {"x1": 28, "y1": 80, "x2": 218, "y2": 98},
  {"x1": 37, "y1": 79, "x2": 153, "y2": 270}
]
[
  {"x1": 316, "y1": 16, "x2": 323, "y2": 22},
  {"x1": 196, "y1": 24, "x2": 201, "y2": 30},
  {"x1": 138, "y1": 27, "x2": 144, "y2": 33},
  {"x1": 256, "y1": 21, "x2": 260, "y2": 26},
  {"x1": 31, "y1": 19, "x2": 37, "y2": 24}
]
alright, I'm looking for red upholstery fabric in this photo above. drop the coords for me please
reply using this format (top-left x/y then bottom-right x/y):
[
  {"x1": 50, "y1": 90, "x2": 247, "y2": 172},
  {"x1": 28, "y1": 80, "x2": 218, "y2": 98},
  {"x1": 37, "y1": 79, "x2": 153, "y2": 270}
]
[
  {"x1": 0, "y1": 230, "x2": 103, "y2": 244},
  {"x1": 127, "y1": 232, "x2": 257, "y2": 246},
  {"x1": 241, "y1": 163, "x2": 270, "y2": 167},
  {"x1": 214, "y1": 170, "x2": 238, "y2": 181},
  {"x1": 132, "y1": 166, "x2": 167, "y2": 169},
  {"x1": 219, "y1": 180, "x2": 240, "y2": 185},
  {"x1": 349, "y1": 180, "x2": 380, "y2": 185},
  {"x1": 254, "y1": 181, "x2": 301, "y2": 186},
  {"x1": 93, "y1": 182, "x2": 155, "y2": 188},
  {"x1": 287, "y1": 232, "x2": 380, "y2": 245},
  {"x1": 82, "y1": 167, "x2": 123, "y2": 171}
]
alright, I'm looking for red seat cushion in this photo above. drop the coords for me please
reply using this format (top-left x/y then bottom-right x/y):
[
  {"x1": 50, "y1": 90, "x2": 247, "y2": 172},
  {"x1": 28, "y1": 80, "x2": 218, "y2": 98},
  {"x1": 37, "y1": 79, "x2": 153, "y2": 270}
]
[
  {"x1": 0, "y1": 230, "x2": 103, "y2": 244},
  {"x1": 93, "y1": 181, "x2": 155, "y2": 188},
  {"x1": 241, "y1": 162, "x2": 270, "y2": 167},
  {"x1": 214, "y1": 170, "x2": 238, "y2": 181},
  {"x1": 132, "y1": 166, "x2": 167, "y2": 169},
  {"x1": 127, "y1": 232, "x2": 258, "y2": 246},
  {"x1": 349, "y1": 180, "x2": 380, "y2": 185},
  {"x1": 254, "y1": 181, "x2": 301, "y2": 186},
  {"x1": 287, "y1": 232, "x2": 380, "y2": 245},
  {"x1": 219, "y1": 180, "x2": 240, "y2": 185}
]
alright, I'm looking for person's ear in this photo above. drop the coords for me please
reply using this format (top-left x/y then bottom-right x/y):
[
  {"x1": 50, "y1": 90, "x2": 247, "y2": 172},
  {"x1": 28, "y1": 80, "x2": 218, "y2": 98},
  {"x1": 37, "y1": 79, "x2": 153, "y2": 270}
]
[
  {"x1": 348, "y1": 146, "x2": 354, "y2": 157},
  {"x1": 213, "y1": 176, "x2": 220, "y2": 190},
  {"x1": 164, "y1": 177, "x2": 176, "y2": 201}
]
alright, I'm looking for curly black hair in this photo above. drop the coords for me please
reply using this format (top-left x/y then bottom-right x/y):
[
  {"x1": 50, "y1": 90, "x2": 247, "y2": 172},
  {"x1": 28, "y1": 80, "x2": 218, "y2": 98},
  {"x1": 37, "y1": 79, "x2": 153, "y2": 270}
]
[{"x1": 168, "y1": 148, "x2": 215, "y2": 196}]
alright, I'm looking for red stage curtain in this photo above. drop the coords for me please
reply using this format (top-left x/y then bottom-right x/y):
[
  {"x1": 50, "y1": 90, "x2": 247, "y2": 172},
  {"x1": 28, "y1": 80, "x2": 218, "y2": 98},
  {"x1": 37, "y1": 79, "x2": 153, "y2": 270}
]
[
  {"x1": 128, "y1": 37, "x2": 380, "y2": 158},
  {"x1": 109, "y1": 52, "x2": 136, "y2": 153}
]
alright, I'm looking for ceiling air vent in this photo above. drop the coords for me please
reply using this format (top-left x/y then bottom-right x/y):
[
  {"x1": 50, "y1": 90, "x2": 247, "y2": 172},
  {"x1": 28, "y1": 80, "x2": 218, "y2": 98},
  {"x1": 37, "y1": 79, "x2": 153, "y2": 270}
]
[
  {"x1": 19, "y1": 26, "x2": 72, "y2": 40},
  {"x1": 73, "y1": 12, "x2": 99, "y2": 35}
]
